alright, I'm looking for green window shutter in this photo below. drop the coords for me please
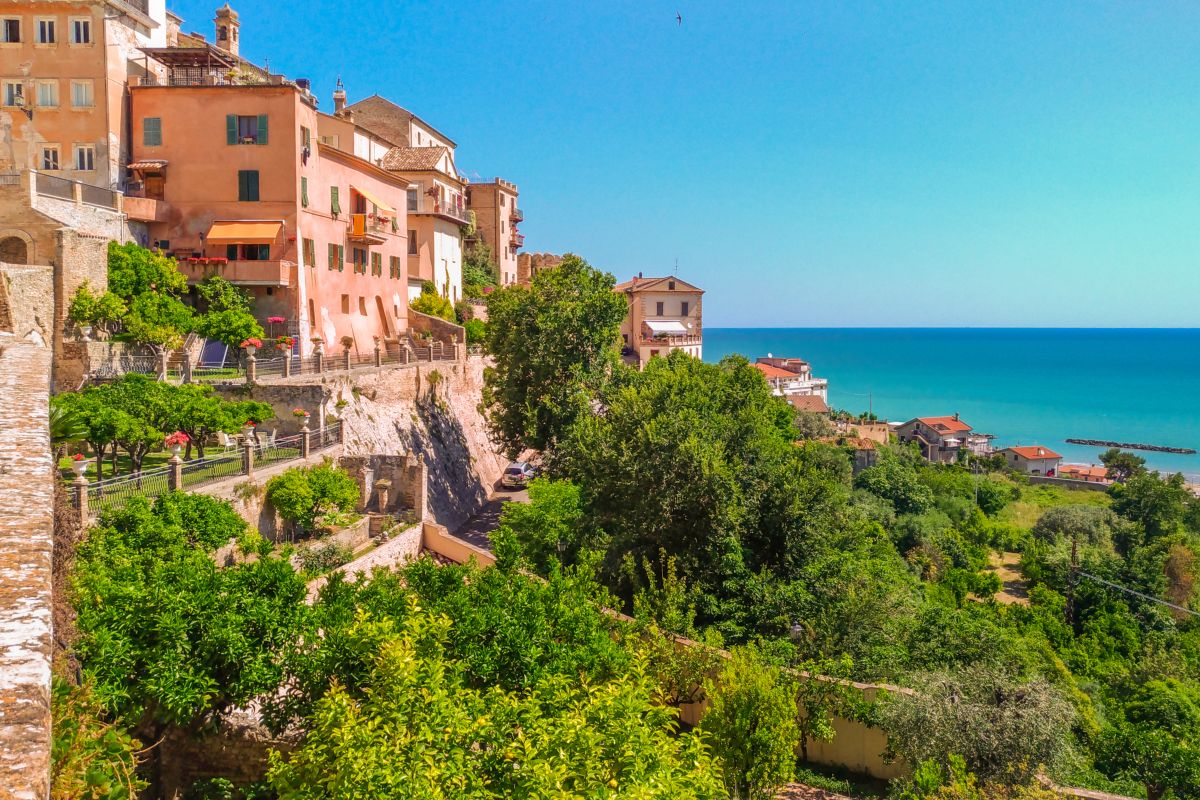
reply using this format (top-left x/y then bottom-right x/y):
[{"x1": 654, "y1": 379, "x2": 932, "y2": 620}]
[
  {"x1": 237, "y1": 170, "x2": 248, "y2": 200},
  {"x1": 144, "y1": 117, "x2": 161, "y2": 146},
  {"x1": 327, "y1": 243, "x2": 335, "y2": 270},
  {"x1": 338, "y1": 245, "x2": 344, "y2": 272},
  {"x1": 226, "y1": 244, "x2": 238, "y2": 260},
  {"x1": 300, "y1": 176, "x2": 308, "y2": 207},
  {"x1": 372, "y1": 252, "x2": 381, "y2": 276},
  {"x1": 330, "y1": 186, "x2": 340, "y2": 215},
  {"x1": 257, "y1": 114, "x2": 268, "y2": 145},
  {"x1": 226, "y1": 114, "x2": 237, "y2": 145}
]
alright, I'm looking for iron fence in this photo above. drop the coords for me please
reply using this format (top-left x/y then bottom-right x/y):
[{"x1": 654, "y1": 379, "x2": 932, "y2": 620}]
[
  {"x1": 253, "y1": 357, "x2": 286, "y2": 379},
  {"x1": 319, "y1": 422, "x2": 342, "y2": 450},
  {"x1": 180, "y1": 450, "x2": 244, "y2": 487},
  {"x1": 87, "y1": 465, "x2": 172, "y2": 512},
  {"x1": 79, "y1": 182, "x2": 119, "y2": 210},
  {"x1": 192, "y1": 362, "x2": 245, "y2": 383},
  {"x1": 257, "y1": 433, "x2": 304, "y2": 468}
]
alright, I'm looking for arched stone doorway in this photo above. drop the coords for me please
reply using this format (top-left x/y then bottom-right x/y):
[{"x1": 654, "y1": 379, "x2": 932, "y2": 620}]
[{"x1": 0, "y1": 236, "x2": 28, "y2": 264}]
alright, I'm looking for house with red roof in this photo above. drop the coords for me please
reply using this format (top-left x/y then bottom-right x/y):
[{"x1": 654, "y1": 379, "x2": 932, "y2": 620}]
[
  {"x1": 615, "y1": 275, "x2": 703, "y2": 367},
  {"x1": 999, "y1": 445, "x2": 1063, "y2": 477},
  {"x1": 896, "y1": 414, "x2": 993, "y2": 463},
  {"x1": 1059, "y1": 464, "x2": 1111, "y2": 484},
  {"x1": 753, "y1": 356, "x2": 829, "y2": 404}
]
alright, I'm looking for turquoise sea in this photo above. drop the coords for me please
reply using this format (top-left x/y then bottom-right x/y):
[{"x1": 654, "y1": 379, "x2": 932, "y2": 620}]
[{"x1": 703, "y1": 329, "x2": 1200, "y2": 479}]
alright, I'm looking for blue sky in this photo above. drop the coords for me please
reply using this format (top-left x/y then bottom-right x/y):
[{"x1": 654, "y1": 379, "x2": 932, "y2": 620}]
[{"x1": 171, "y1": 1, "x2": 1200, "y2": 327}]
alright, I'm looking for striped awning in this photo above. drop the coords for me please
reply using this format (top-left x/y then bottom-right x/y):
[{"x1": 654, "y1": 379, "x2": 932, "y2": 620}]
[
  {"x1": 352, "y1": 184, "x2": 397, "y2": 215},
  {"x1": 128, "y1": 159, "x2": 168, "y2": 171},
  {"x1": 205, "y1": 220, "x2": 283, "y2": 244}
]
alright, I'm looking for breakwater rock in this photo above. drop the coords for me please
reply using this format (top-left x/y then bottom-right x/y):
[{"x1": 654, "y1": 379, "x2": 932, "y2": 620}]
[{"x1": 1066, "y1": 438, "x2": 1196, "y2": 455}]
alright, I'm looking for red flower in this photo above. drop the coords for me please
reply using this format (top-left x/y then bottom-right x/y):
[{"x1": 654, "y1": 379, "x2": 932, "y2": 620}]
[{"x1": 72, "y1": 453, "x2": 85, "y2": 461}]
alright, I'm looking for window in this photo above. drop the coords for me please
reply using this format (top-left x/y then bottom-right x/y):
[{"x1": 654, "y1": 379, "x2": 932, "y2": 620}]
[
  {"x1": 406, "y1": 188, "x2": 417, "y2": 212},
  {"x1": 41, "y1": 145, "x2": 60, "y2": 171},
  {"x1": 655, "y1": 301, "x2": 664, "y2": 316},
  {"x1": 226, "y1": 243, "x2": 269, "y2": 260},
  {"x1": 217, "y1": 25, "x2": 227, "y2": 41},
  {"x1": 303, "y1": 237, "x2": 315, "y2": 268},
  {"x1": 73, "y1": 144, "x2": 94, "y2": 171},
  {"x1": 2, "y1": 18, "x2": 21, "y2": 43},
  {"x1": 300, "y1": 176, "x2": 309, "y2": 207},
  {"x1": 501, "y1": 219, "x2": 506, "y2": 233},
  {"x1": 371, "y1": 252, "x2": 382, "y2": 276},
  {"x1": 70, "y1": 80, "x2": 93, "y2": 108},
  {"x1": 681, "y1": 301, "x2": 689, "y2": 316},
  {"x1": 340, "y1": 294, "x2": 350, "y2": 314},
  {"x1": 2, "y1": 81, "x2": 21, "y2": 106},
  {"x1": 358, "y1": 297, "x2": 367, "y2": 316},
  {"x1": 70, "y1": 18, "x2": 90, "y2": 44},
  {"x1": 328, "y1": 243, "x2": 344, "y2": 271},
  {"x1": 668, "y1": 280, "x2": 675, "y2": 290},
  {"x1": 407, "y1": 231, "x2": 416, "y2": 255},
  {"x1": 330, "y1": 186, "x2": 341, "y2": 217},
  {"x1": 237, "y1": 169, "x2": 260, "y2": 201},
  {"x1": 36, "y1": 18, "x2": 55, "y2": 44},
  {"x1": 143, "y1": 117, "x2": 161, "y2": 146},
  {"x1": 389, "y1": 255, "x2": 400, "y2": 279},
  {"x1": 301, "y1": 125, "x2": 311, "y2": 149},
  {"x1": 351, "y1": 247, "x2": 367, "y2": 274},
  {"x1": 225, "y1": 114, "x2": 268, "y2": 145},
  {"x1": 36, "y1": 81, "x2": 57, "y2": 107}
]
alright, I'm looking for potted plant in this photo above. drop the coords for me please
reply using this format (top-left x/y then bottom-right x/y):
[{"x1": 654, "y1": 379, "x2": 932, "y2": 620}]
[
  {"x1": 276, "y1": 335, "x2": 296, "y2": 352},
  {"x1": 164, "y1": 431, "x2": 190, "y2": 457},
  {"x1": 292, "y1": 407, "x2": 310, "y2": 423},
  {"x1": 310, "y1": 337, "x2": 325, "y2": 355},
  {"x1": 340, "y1": 335, "x2": 354, "y2": 352},
  {"x1": 71, "y1": 453, "x2": 89, "y2": 478},
  {"x1": 242, "y1": 420, "x2": 257, "y2": 439},
  {"x1": 240, "y1": 337, "x2": 263, "y2": 356}
]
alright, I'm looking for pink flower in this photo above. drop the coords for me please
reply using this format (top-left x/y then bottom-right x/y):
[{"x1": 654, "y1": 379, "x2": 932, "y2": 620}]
[
  {"x1": 164, "y1": 431, "x2": 190, "y2": 447},
  {"x1": 267, "y1": 316, "x2": 286, "y2": 324},
  {"x1": 240, "y1": 338, "x2": 263, "y2": 349}
]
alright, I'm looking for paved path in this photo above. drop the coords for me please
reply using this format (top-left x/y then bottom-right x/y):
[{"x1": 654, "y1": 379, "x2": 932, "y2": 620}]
[{"x1": 453, "y1": 485, "x2": 527, "y2": 550}]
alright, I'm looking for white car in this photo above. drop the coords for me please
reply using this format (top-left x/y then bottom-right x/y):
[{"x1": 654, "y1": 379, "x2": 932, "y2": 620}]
[{"x1": 501, "y1": 461, "x2": 537, "y2": 489}]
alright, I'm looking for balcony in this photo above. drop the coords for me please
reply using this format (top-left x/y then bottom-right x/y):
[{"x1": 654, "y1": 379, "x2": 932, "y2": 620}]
[
  {"x1": 510, "y1": 207, "x2": 524, "y2": 223},
  {"x1": 122, "y1": 195, "x2": 161, "y2": 222},
  {"x1": 348, "y1": 213, "x2": 388, "y2": 245},
  {"x1": 640, "y1": 333, "x2": 702, "y2": 347},
  {"x1": 177, "y1": 258, "x2": 293, "y2": 287},
  {"x1": 414, "y1": 201, "x2": 470, "y2": 226},
  {"x1": 510, "y1": 232, "x2": 525, "y2": 247}
]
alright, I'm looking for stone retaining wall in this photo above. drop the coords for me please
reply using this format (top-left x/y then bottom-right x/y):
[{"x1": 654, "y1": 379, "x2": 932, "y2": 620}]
[{"x1": 0, "y1": 341, "x2": 53, "y2": 800}]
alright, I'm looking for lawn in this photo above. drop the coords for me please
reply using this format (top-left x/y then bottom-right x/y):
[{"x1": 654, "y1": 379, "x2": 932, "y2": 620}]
[
  {"x1": 61, "y1": 443, "x2": 300, "y2": 486},
  {"x1": 994, "y1": 478, "x2": 1111, "y2": 529}
]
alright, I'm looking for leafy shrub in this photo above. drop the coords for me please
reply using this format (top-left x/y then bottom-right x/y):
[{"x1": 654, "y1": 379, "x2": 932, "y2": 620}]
[
  {"x1": 153, "y1": 490, "x2": 249, "y2": 551},
  {"x1": 51, "y1": 678, "x2": 146, "y2": 799},
  {"x1": 265, "y1": 461, "x2": 359, "y2": 534},
  {"x1": 297, "y1": 542, "x2": 354, "y2": 576},
  {"x1": 463, "y1": 318, "x2": 486, "y2": 344},
  {"x1": 410, "y1": 286, "x2": 455, "y2": 322}
]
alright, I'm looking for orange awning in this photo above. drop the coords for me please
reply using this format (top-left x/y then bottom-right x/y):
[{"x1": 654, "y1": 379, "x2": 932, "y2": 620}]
[
  {"x1": 351, "y1": 185, "x2": 397, "y2": 215},
  {"x1": 205, "y1": 220, "x2": 283, "y2": 244}
]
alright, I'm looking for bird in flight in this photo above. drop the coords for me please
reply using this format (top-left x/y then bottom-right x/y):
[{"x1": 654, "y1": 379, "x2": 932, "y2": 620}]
[{"x1": 676, "y1": 10, "x2": 683, "y2": 25}]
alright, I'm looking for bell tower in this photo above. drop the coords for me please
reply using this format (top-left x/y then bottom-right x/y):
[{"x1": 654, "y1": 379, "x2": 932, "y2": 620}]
[{"x1": 214, "y1": 3, "x2": 239, "y2": 57}]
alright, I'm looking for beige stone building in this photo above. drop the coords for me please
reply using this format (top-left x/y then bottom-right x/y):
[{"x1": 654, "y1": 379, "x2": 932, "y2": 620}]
[
  {"x1": 516, "y1": 251, "x2": 562, "y2": 285},
  {"x1": 465, "y1": 178, "x2": 521, "y2": 286},
  {"x1": 615, "y1": 274, "x2": 703, "y2": 368}
]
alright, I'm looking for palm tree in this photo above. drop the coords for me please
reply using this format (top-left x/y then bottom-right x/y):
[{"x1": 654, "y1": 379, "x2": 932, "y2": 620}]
[{"x1": 49, "y1": 403, "x2": 87, "y2": 466}]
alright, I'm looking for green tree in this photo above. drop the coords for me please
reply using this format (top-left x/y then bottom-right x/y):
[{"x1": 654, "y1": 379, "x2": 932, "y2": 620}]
[
  {"x1": 50, "y1": 678, "x2": 146, "y2": 800},
  {"x1": 1109, "y1": 471, "x2": 1191, "y2": 543},
  {"x1": 73, "y1": 496, "x2": 308, "y2": 736},
  {"x1": 106, "y1": 241, "x2": 188, "y2": 297},
  {"x1": 878, "y1": 665, "x2": 1075, "y2": 782},
  {"x1": 49, "y1": 400, "x2": 87, "y2": 464},
  {"x1": 1099, "y1": 449, "x2": 1146, "y2": 484},
  {"x1": 410, "y1": 284, "x2": 456, "y2": 322},
  {"x1": 265, "y1": 461, "x2": 359, "y2": 534},
  {"x1": 794, "y1": 409, "x2": 836, "y2": 440},
  {"x1": 855, "y1": 455, "x2": 935, "y2": 515},
  {"x1": 482, "y1": 253, "x2": 627, "y2": 458},
  {"x1": 462, "y1": 243, "x2": 498, "y2": 298},
  {"x1": 794, "y1": 656, "x2": 858, "y2": 763},
  {"x1": 67, "y1": 280, "x2": 126, "y2": 336},
  {"x1": 700, "y1": 645, "x2": 800, "y2": 800},
  {"x1": 161, "y1": 384, "x2": 272, "y2": 459},
  {"x1": 493, "y1": 478, "x2": 589, "y2": 573},
  {"x1": 463, "y1": 317, "x2": 486, "y2": 344},
  {"x1": 1097, "y1": 724, "x2": 1200, "y2": 800},
  {"x1": 267, "y1": 610, "x2": 725, "y2": 799},
  {"x1": 192, "y1": 276, "x2": 265, "y2": 348}
]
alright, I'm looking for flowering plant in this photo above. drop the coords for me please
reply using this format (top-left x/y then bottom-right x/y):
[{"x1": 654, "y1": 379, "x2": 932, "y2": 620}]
[
  {"x1": 267, "y1": 316, "x2": 286, "y2": 324},
  {"x1": 292, "y1": 408, "x2": 309, "y2": 419},
  {"x1": 276, "y1": 335, "x2": 296, "y2": 350},
  {"x1": 244, "y1": 420, "x2": 257, "y2": 428},
  {"x1": 240, "y1": 338, "x2": 263, "y2": 349},
  {"x1": 164, "y1": 431, "x2": 190, "y2": 447},
  {"x1": 72, "y1": 453, "x2": 85, "y2": 462}
]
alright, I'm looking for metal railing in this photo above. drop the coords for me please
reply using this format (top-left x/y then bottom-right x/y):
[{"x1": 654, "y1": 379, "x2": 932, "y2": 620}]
[
  {"x1": 180, "y1": 450, "x2": 244, "y2": 487},
  {"x1": 319, "y1": 422, "x2": 342, "y2": 450},
  {"x1": 192, "y1": 362, "x2": 245, "y2": 383},
  {"x1": 80, "y1": 182, "x2": 119, "y2": 209},
  {"x1": 257, "y1": 433, "x2": 304, "y2": 468},
  {"x1": 0, "y1": 172, "x2": 20, "y2": 186},
  {"x1": 35, "y1": 172, "x2": 75, "y2": 201},
  {"x1": 252, "y1": 357, "x2": 286, "y2": 379},
  {"x1": 86, "y1": 465, "x2": 172, "y2": 511}
]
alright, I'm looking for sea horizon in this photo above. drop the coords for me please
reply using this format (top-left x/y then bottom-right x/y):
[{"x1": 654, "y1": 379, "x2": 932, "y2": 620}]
[{"x1": 702, "y1": 327, "x2": 1200, "y2": 479}]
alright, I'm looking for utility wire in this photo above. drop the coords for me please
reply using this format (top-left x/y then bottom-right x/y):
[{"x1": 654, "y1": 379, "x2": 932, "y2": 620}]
[{"x1": 1076, "y1": 570, "x2": 1200, "y2": 619}]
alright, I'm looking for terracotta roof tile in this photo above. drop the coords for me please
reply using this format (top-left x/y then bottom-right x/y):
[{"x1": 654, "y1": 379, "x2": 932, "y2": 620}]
[
  {"x1": 1003, "y1": 445, "x2": 1062, "y2": 460},
  {"x1": 787, "y1": 395, "x2": 830, "y2": 414},
  {"x1": 915, "y1": 415, "x2": 972, "y2": 433},
  {"x1": 380, "y1": 146, "x2": 449, "y2": 172}
]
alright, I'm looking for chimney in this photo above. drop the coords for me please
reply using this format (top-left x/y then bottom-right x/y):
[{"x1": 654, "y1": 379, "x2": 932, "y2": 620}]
[
  {"x1": 214, "y1": 3, "x2": 239, "y2": 57},
  {"x1": 953, "y1": 412, "x2": 959, "y2": 421},
  {"x1": 333, "y1": 78, "x2": 347, "y2": 115}
]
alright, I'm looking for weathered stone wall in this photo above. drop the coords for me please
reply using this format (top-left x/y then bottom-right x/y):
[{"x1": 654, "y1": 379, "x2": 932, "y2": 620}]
[
  {"x1": 218, "y1": 358, "x2": 505, "y2": 531},
  {"x1": 0, "y1": 341, "x2": 54, "y2": 800},
  {"x1": 52, "y1": 230, "x2": 111, "y2": 390},
  {"x1": 157, "y1": 718, "x2": 293, "y2": 800},
  {"x1": 0, "y1": 261, "x2": 53, "y2": 343},
  {"x1": 408, "y1": 307, "x2": 466, "y2": 346}
]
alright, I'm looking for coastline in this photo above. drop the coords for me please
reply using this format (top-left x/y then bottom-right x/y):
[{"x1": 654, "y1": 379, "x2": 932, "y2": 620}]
[{"x1": 703, "y1": 327, "x2": 1200, "y2": 481}]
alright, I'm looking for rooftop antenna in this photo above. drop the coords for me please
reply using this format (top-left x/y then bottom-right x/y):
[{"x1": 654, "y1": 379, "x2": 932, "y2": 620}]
[{"x1": 674, "y1": 258, "x2": 679, "y2": 275}]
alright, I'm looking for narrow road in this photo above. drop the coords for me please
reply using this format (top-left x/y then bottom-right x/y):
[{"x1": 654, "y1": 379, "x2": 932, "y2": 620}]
[{"x1": 453, "y1": 485, "x2": 528, "y2": 550}]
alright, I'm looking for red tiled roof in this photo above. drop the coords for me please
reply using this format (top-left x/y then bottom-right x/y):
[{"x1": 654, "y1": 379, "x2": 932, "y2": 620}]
[
  {"x1": 1003, "y1": 445, "x2": 1062, "y2": 460},
  {"x1": 1060, "y1": 464, "x2": 1109, "y2": 480},
  {"x1": 788, "y1": 394, "x2": 830, "y2": 414},
  {"x1": 380, "y1": 146, "x2": 449, "y2": 172},
  {"x1": 753, "y1": 362, "x2": 796, "y2": 379},
  {"x1": 916, "y1": 415, "x2": 971, "y2": 434}
]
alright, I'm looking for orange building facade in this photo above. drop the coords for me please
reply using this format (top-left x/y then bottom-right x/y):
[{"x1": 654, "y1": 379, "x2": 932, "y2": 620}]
[
  {"x1": 466, "y1": 178, "x2": 521, "y2": 286},
  {"x1": 130, "y1": 81, "x2": 411, "y2": 355}
]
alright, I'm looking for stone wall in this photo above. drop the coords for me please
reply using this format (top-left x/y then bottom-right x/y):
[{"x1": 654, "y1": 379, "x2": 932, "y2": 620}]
[
  {"x1": 217, "y1": 357, "x2": 505, "y2": 531},
  {"x1": 0, "y1": 341, "x2": 54, "y2": 800},
  {"x1": 408, "y1": 307, "x2": 466, "y2": 346},
  {"x1": 52, "y1": 230, "x2": 111, "y2": 391},
  {"x1": 0, "y1": 261, "x2": 53, "y2": 344},
  {"x1": 157, "y1": 717, "x2": 293, "y2": 800}
]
